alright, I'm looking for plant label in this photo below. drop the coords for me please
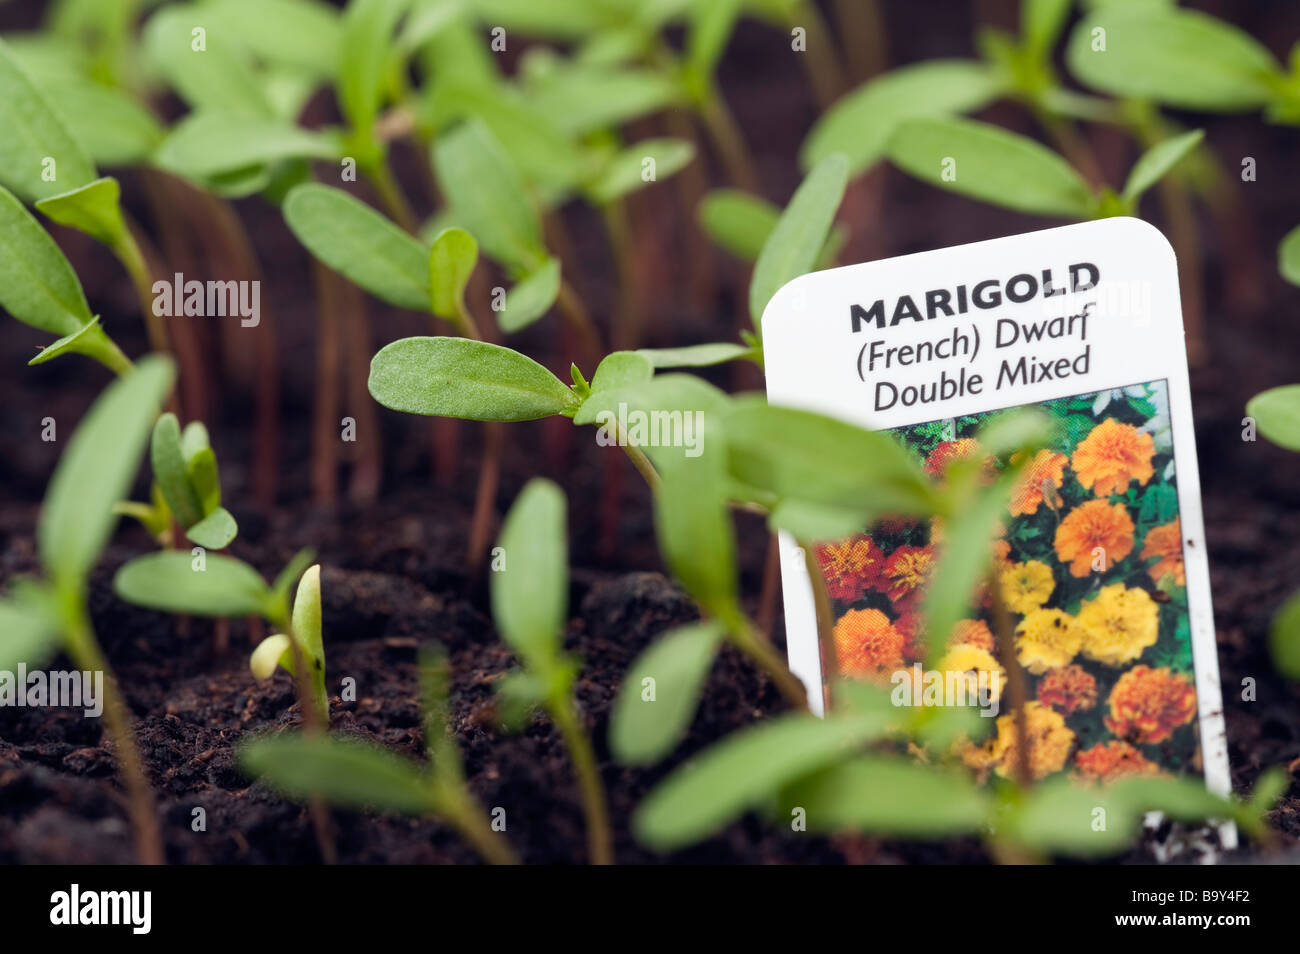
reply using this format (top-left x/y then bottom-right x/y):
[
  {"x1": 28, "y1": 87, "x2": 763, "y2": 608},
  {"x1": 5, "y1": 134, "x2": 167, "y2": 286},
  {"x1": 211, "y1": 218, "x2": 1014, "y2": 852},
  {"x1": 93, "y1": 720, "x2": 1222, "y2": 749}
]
[{"x1": 762, "y1": 218, "x2": 1231, "y2": 839}]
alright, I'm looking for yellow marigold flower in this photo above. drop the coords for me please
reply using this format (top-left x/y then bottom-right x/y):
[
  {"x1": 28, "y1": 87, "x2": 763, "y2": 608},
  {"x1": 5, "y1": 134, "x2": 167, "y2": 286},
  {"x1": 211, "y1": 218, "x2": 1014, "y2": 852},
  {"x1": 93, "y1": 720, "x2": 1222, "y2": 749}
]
[
  {"x1": 951, "y1": 619, "x2": 995, "y2": 652},
  {"x1": 937, "y1": 643, "x2": 1005, "y2": 703},
  {"x1": 1075, "y1": 740, "x2": 1161, "y2": 783},
  {"x1": 1073, "y1": 584, "x2": 1158, "y2": 667},
  {"x1": 1000, "y1": 560, "x2": 1055, "y2": 615},
  {"x1": 882, "y1": 545, "x2": 934, "y2": 608},
  {"x1": 832, "y1": 608, "x2": 905, "y2": 681},
  {"x1": 1072, "y1": 418, "x2": 1155, "y2": 497},
  {"x1": 1009, "y1": 449, "x2": 1068, "y2": 516},
  {"x1": 962, "y1": 702, "x2": 1074, "y2": 781},
  {"x1": 1036, "y1": 663, "x2": 1098, "y2": 714},
  {"x1": 1053, "y1": 499, "x2": 1135, "y2": 577},
  {"x1": 1104, "y1": 665, "x2": 1197, "y2": 744},
  {"x1": 1140, "y1": 518, "x2": 1185, "y2": 587},
  {"x1": 1015, "y1": 608, "x2": 1082, "y2": 674}
]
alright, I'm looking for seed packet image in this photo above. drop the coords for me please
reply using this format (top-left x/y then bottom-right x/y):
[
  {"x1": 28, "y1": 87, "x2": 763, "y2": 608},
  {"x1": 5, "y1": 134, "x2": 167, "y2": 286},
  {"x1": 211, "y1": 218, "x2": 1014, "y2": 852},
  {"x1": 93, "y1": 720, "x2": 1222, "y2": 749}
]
[{"x1": 760, "y1": 218, "x2": 1230, "y2": 822}]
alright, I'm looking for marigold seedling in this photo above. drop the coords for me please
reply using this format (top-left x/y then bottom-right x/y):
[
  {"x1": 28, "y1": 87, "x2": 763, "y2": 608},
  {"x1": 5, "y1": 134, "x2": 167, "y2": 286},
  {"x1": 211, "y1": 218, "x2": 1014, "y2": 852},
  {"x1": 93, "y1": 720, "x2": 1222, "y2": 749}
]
[
  {"x1": 0, "y1": 356, "x2": 175, "y2": 864},
  {"x1": 240, "y1": 647, "x2": 518, "y2": 864},
  {"x1": 491, "y1": 479, "x2": 612, "y2": 864}
]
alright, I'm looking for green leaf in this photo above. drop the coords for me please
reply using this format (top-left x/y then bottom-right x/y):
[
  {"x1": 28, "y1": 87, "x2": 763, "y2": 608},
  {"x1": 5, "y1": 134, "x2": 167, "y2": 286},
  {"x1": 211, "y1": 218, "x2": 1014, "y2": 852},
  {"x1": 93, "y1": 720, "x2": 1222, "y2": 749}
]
[
  {"x1": 0, "y1": 590, "x2": 60, "y2": 671},
  {"x1": 37, "y1": 78, "x2": 164, "y2": 167},
  {"x1": 151, "y1": 413, "x2": 205, "y2": 528},
  {"x1": 610, "y1": 621, "x2": 724, "y2": 765},
  {"x1": 292, "y1": 564, "x2": 326, "y2": 715},
  {"x1": 240, "y1": 733, "x2": 434, "y2": 815},
  {"x1": 1003, "y1": 776, "x2": 1136, "y2": 857},
  {"x1": 1247, "y1": 384, "x2": 1300, "y2": 451},
  {"x1": 587, "y1": 138, "x2": 695, "y2": 203},
  {"x1": 250, "y1": 632, "x2": 295, "y2": 679},
  {"x1": 0, "y1": 37, "x2": 97, "y2": 202},
  {"x1": 270, "y1": 548, "x2": 316, "y2": 613},
  {"x1": 633, "y1": 711, "x2": 893, "y2": 852},
  {"x1": 205, "y1": 0, "x2": 343, "y2": 82},
  {"x1": 40, "y1": 357, "x2": 175, "y2": 588},
  {"x1": 684, "y1": 0, "x2": 742, "y2": 92},
  {"x1": 369, "y1": 337, "x2": 579, "y2": 421},
  {"x1": 26, "y1": 316, "x2": 125, "y2": 372},
  {"x1": 800, "y1": 61, "x2": 1002, "y2": 176},
  {"x1": 722, "y1": 404, "x2": 935, "y2": 517},
  {"x1": 886, "y1": 117, "x2": 1095, "y2": 218},
  {"x1": 471, "y1": 0, "x2": 609, "y2": 38},
  {"x1": 698, "y1": 189, "x2": 778, "y2": 262},
  {"x1": 636, "y1": 343, "x2": 752, "y2": 369},
  {"x1": 433, "y1": 120, "x2": 548, "y2": 272},
  {"x1": 923, "y1": 466, "x2": 1028, "y2": 663},
  {"x1": 498, "y1": 259, "x2": 562, "y2": 333},
  {"x1": 1279, "y1": 224, "x2": 1300, "y2": 287},
  {"x1": 1269, "y1": 589, "x2": 1300, "y2": 680},
  {"x1": 749, "y1": 154, "x2": 848, "y2": 329},
  {"x1": 1065, "y1": 8, "x2": 1280, "y2": 112},
  {"x1": 655, "y1": 440, "x2": 738, "y2": 620},
  {"x1": 154, "y1": 112, "x2": 341, "y2": 181},
  {"x1": 1023, "y1": 0, "x2": 1073, "y2": 57},
  {"x1": 589, "y1": 351, "x2": 654, "y2": 393},
  {"x1": 0, "y1": 184, "x2": 94, "y2": 337},
  {"x1": 113, "y1": 551, "x2": 273, "y2": 619},
  {"x1": 187, "y1": 447, "x2": 221, "y2": 513},
  {"x1": 767, "y1": 499, "x2": 870, "y2": 543},
  {"x1": 573, "y1": 373, "x2": 730, "y2": 475},
  {"x1": 1121, "y1": 129, "x2": 1204, "y2": 203},
  {"x1": 775, "y1": 755, "x2": 992, "y2": 837},
  {"x1": 142, "y1": 7, "x2": 271, "y2": 117},
  {"x1": 35, "y1": 177, "x2": 129, "y2": 250},
  {"x1": 492, "y1": 479, "x2": 568, "y2": 667},
  {"x1": 428, "y1": 227, "x2": 477, "y2": 322},
  {"x1": 526, "y1": 66, "x2": 681, "y2": 137},
  {"x1": 338, "y1": 0, "x2": 409, "y2": 139},
  {"x1": 186, "y1": 508, "x2": 238, "y2": 550},
  {"x1": 284, "y1": 183, "x2": 430, "y2": 311}
]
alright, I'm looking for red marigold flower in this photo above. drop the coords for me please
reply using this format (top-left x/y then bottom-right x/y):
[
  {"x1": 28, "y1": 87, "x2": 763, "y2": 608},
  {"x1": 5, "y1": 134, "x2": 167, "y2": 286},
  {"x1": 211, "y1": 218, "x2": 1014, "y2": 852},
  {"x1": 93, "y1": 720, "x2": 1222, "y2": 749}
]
[
  {"x1": 1075, "y1": 740, "x2": 1161, "y2": 783},
  {"x1": 1036, "y1": 664, "x2": 1098, "y2": 715},
  {"x1": 815, "y1": 536, "x2": 886, "y2": 602},
  {"x1": 924, "y1": 439, "x2": 994, "y2": 481},
  {"x1": 1104, "y1": 665, "x2": 1197, "y2": 744}
]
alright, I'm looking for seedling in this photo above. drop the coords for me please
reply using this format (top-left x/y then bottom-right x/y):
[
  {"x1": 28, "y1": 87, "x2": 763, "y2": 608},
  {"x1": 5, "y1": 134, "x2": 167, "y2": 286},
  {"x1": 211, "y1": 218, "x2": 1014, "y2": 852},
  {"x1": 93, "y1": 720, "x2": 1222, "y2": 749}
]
[
  {"x1": 884, "y1": 117, "x2": 1204, "y2": 220},
  {"x1": 0, "y1": 356, "x2": 174, "y2": 864},
  {"x1": 112, "y1": 548, "x2": 325, "y2": 723},
  {"x1": 491, "y1": 479, "x2": 611, "y2": 865},
  {"x1": 116, "y1": 413, "x2": 238, "y2": 549},
  {"x1": 239, "y1": 646, "x2": 519, "y2": 865},
  {"x1": 0, "y1": 183, "x2": 132, "y2": 375}
]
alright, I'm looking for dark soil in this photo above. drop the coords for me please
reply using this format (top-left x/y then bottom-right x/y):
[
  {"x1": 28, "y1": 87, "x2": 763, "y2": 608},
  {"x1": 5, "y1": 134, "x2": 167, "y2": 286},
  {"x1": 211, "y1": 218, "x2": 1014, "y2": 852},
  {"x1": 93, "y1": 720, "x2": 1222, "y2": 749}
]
[{"x1": 1, "y1": 0, "x2": 1299, "y2": 863}]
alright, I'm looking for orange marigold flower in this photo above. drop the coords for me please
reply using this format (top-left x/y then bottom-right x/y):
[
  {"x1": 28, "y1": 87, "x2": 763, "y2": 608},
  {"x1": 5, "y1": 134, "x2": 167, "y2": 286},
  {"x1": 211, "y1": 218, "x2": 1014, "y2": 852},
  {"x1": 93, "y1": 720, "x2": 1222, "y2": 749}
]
[
  {"x1": 1104, "y1": 665, "x2": 1197, "y2": 744},
  {"x1": 815, "y1": 536, "x2": 886, "y2": 602},
  {"x1": 1053, "y1": 499, "x2": 1135, "y2": 577},
  {"x1": 1071, "y1": 418, "x2": 1156, "y2": 497},
  {"x1": 832, "y1": 608, "x2": 906, "y2": 681},
  {"x1": 951, "y1": 619, "x2": 995, "y2": 652},
  {"x1": 1036, "y1": 664, "x2": 1098, "y2": 714},
  {"x1": 1075, "y1": 740, "x2": 1161, "y2": 783},
  {"x1": 1140, "y1": 518, "x2": 1185, "y2": 586},
  {"x1": 1009, "y1": 449, "x2": 1068, "y2": 516},
  {"x1": 882, "y1": 545, "x2": 934, "y2": 608},
  {"x1": 961, "y1": 701, "x2": 1074, "y2": 781}
]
